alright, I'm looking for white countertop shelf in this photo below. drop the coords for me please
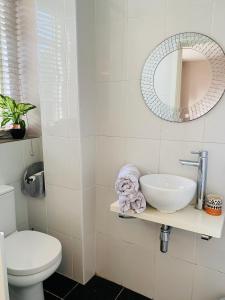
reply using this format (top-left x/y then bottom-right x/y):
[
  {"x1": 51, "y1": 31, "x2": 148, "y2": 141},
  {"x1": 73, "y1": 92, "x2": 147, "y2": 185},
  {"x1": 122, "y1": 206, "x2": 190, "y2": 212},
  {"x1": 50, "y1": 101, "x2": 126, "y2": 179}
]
[
  {"x1": 110, "y1": 201, "x2": 225, "y2": 238},
  {"x1": 0, "y1": 136, "x2": 40, "y2": 144}
]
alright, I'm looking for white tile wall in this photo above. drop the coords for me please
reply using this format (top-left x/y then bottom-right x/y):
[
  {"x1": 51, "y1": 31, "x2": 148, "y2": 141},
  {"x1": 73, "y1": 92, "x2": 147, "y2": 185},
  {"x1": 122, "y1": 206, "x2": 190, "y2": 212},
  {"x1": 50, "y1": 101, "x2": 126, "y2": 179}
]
[
  {"x1": 82, "y1": 188, "x2": 96, "y2": 281},
  {"x1": 95, "y1": 0, "x2": 127, "y2": 82},
  {"x1": 28, "y1": 0, "x2": 225, "y2": 298},
  {"x1": 125, "y1": 81, "x2": 161, "y2": 139},
  {"x1": 36, "y1": 0, "x2": 85, "y2": 283},
  {"x1": 155, "y1": 253, "x2": 195, "y2": 300},
  {"x1": 96, "y1": 136, "x2": 125, "y2": 187},
  {"x1": 48, "y1": 229, "x2": 74, "y2": 278},
  {"x1": 76, "y1": 0, "x2": 96, "y2": 138},
  {"x1": 165, "y1": 0, "x2": 213, "y2": 35},
  {"x1": 125, "y1": 138, "x2": 160, "y2": 174},
  {"x1": 120, "y1": 240, "x2": 155, "y2": 299},
  {"x1": 127, "y1": 12, "x2": 165, "y2": 80},
  {"x1": 35, "y1": 0, "x2": 96, "y2": 284},
  {"x1": 81, "y1": 137, "x2": 96, "y2": 189},
  {"x1": 46, "y1": 185, "x2": 82, "y2": 238},
  {"x1": 72, "y1": 235, "x2": 84, "y2": 283},
  {"x1": 0, "y1": 138, "x2": 42, "y2": 231},
  {"x1": 211, "y1": 0, "x2": 225, "y2": 49},
  {"x1": 168, "y1": 228, "x2": 197, "y2": 263},
  {"x1": 0, "y1": 142, "x2": 24, "y2": 184},
  {"x1": 96, "y1": 82, "x2": 127, "y2": 137},
  {"x1": 192, "y1": 266, "x2": 225, "y2": 300},
  {"x1": 42, "y1": 136, "x2": 82, "y2": 189},
  {"x1": 203, "y1": 99, "x2": 225, "y2": 143},
  {"x1": 128, "y1": 0, "x2": 165, "y2": 19},
  {"x1": 160, "y1": 117, "x2": 205, "y2": 142},
  {"x1": 95, "y1": 0, "x2": 225, "y2": 299},
  {"x1": 28, "y1": 197, "x2": 47, "y2": 233},
  {"x1": 96, "y1": 232, "x2": 123, "y2": 284},
  {"x1": 76, "y1": 0, "x2": 96, "y2": 283},
  {"x1": 159, "y1": 140, "x2": 202, "y2": 180}
]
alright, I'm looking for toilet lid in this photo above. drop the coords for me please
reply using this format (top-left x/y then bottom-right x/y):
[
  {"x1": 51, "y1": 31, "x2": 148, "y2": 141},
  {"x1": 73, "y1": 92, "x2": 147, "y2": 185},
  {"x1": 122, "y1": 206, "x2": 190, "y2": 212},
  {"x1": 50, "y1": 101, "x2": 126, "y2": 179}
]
[{"x1": 5, "y1": 231, "x2": 62, "y2": 276}]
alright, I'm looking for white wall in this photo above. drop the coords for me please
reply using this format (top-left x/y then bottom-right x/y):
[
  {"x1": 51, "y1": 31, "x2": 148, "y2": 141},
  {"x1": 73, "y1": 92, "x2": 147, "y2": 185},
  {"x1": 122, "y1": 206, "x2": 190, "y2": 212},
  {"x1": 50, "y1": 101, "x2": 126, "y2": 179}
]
[
  {"x1": 31, "y1": 0, "x2": 96, "y2": 284},
  {"x1": 154, "y1": 50, "x2": 181, "y2": 109},
  {"x1": 95, "y1": 1, "x2": 225, "y2": 300},
  {"x1": 0, "y1": 138, "x2": 42, "y2": 231},
  {"x1": 34, "y1": 0, "x2": 84, "y2": 282},
  {"x1": 0, "y1": 1, "x2": 43, "y2": 233},
  {"x1": 76, "y1": 0, "x2": 96, "y2": 283}
]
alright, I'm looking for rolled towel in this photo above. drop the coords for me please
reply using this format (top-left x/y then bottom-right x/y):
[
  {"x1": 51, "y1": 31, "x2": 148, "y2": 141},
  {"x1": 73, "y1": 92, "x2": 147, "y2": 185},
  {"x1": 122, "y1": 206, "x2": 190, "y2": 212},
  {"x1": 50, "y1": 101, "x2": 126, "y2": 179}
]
[
  {"x1": 115, "y1": 164, "x2": 140, "y2": 196},
  {"x1": 118, "y1": 192, "x2": 146, "y2": 214},
  {"x1": 118, "y1": 194, "x2": 132, "y2": 213},
  {"x1": 130, "y1": 191, "x2": 146, "y2": 213}
]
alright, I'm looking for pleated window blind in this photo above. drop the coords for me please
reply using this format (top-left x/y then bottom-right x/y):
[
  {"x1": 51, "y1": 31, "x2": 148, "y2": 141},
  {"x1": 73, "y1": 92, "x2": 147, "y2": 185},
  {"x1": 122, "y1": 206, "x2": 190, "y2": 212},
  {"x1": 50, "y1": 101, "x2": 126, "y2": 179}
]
[{"x1": 0, "y1": 0, "x2": 21, "y2": 101}]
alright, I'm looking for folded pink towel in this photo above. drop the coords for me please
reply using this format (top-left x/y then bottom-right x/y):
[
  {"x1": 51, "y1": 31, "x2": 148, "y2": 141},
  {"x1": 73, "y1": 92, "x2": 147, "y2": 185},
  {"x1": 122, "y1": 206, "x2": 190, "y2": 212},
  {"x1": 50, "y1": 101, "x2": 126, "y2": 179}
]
[
  {"x1": 130, "y1": 191, "x2": 146, "y2": 213},
  {"x1": 118, "y1": 195, "x2": 132, "y2": 213},
  {"x1": 118, "y1": 192, "x2": 146, "y2": 214},
  {"x1": 115, "y1": 164, "x2": 140, "y2": 196},
  {"x1": 116, "y1": 164, "x2": 146, "y2": 214}
]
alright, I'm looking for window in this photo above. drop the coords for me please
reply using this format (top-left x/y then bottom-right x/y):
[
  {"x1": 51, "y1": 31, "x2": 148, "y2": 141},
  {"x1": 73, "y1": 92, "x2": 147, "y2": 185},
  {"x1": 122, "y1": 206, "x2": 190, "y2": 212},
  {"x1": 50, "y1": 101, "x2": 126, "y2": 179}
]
[
  {"x1": 0, "y1": 0, "x2": 41, "y2": 135},
  {"x1": 0, "y1": 0, "x2": 21, "y2": 101}
]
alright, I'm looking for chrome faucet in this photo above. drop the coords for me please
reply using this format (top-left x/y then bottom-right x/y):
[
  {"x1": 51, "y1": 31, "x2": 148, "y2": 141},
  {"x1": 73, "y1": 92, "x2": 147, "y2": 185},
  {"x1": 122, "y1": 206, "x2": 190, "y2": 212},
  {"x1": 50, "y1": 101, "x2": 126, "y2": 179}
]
[{"x1": 179, "y1": 151, "x2": 208, "y2": 210}]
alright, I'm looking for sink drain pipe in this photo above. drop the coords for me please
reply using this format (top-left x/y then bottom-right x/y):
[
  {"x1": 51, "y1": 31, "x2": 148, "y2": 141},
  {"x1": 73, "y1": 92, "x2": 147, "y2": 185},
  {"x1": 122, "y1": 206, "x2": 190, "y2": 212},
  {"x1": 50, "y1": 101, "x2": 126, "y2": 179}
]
[
  {"x1": 160, "y1": 225, "x2": 171, "y2": 253},
  {"x1": 118, "y1": 215, "x2": 212, "y2": 252}
]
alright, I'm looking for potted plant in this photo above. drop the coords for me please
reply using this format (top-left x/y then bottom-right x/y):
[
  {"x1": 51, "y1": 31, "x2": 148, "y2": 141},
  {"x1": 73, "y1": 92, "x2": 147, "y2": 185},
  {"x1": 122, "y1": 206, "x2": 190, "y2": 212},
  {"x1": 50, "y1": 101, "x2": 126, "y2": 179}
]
[{"x1": 0, "y1": 94, "x2": 36, "y2": 139}]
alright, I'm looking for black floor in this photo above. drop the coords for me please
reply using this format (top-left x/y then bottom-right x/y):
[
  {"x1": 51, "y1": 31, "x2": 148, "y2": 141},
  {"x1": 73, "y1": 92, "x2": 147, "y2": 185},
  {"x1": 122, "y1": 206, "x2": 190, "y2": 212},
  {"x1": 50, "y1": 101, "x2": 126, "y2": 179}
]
[{"x1": 44, "y1": 273, "x2": 152, "y2": 300}]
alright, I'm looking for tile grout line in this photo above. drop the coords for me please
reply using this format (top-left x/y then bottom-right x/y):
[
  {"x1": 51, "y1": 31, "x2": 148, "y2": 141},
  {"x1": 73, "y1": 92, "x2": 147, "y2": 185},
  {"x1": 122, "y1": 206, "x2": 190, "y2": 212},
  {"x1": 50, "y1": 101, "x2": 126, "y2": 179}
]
[
  {"x1": 96, "y1": 134, "x2": 225, "y2": 145},
  {"x1": 63, "y1": 282, "x2": 80, "y2": 299},
  {"x1": 44, "y1": 289, "x2": 61, "y2": 299},
  {"x1": 114, "y1": 287, "x2": 124, "y2": 300}
]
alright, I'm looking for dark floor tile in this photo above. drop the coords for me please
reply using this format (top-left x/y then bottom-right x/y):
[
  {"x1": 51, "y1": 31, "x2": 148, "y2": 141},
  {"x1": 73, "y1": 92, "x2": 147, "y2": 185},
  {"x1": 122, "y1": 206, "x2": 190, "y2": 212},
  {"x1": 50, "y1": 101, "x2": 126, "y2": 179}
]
[
  {"x1": 44, "y1": 291, "x2": 60, "y2": 300},
  {"x1": 86, "y1": 276, "x2": 123, "y2": 299},
  {"x1": 117, "y1": 288, "x2": 151, "y2": 300},
  {"x1": 65, "y1": 276, "x2": 122, "y2": 300},
  {"x1": 64, "y1": 284, "x2": 97, "y2": 300},
  {"x1": 44, "y1": 272, "x2": 77, "y2": 298}
]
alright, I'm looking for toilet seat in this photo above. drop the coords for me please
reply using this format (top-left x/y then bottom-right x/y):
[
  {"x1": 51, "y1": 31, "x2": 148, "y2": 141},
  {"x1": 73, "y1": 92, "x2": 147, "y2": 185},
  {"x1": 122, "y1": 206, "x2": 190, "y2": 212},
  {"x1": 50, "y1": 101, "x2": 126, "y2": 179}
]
[
  {"x1": 5, "y1": 231, "x2": 62, "y2": 276},
  {"x1": 8, "y1": 257, "x2": 61, "y2": 288}
]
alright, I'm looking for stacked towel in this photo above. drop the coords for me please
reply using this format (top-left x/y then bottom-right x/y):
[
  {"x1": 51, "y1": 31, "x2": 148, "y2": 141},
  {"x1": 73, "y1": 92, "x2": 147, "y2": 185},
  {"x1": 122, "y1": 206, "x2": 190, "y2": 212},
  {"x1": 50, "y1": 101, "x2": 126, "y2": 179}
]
[
  {"x1": 115, "y1": 164, "x2": 140, "y2": 196},
  {"x1": 115, "y1": 164, "x2": 146, "y2": 213},
  {"x1": 130, "y1": 191, "x2": 146, "y2": 213}
]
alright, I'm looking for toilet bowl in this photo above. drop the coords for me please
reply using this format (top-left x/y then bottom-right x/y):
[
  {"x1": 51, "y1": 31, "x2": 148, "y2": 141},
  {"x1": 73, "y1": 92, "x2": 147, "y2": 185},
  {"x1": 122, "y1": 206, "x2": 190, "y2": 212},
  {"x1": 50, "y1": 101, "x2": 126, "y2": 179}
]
[
  {"x1": 6, "y1": 231, "x2": 62, "y2": 300},
  {"x1": 0, "y1": 185, "x2": 62, "y2": 300}
]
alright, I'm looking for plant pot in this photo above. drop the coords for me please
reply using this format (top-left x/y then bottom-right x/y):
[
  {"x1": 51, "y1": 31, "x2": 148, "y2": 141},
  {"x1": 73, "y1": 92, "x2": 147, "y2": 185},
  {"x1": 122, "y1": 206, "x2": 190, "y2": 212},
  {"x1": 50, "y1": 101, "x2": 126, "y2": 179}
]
[{"x1": 10, "y1": 127, "x2": 26, "y2": 139}]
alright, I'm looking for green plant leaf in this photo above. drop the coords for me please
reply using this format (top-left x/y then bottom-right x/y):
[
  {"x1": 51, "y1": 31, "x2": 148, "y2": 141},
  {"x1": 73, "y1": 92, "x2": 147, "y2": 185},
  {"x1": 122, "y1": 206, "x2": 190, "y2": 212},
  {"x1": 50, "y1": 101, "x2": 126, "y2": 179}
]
[
  {"x1": 0, "y1": 95, "x2": 8, "y2": 109},
  {"x1": 17, "y1": 103, "x2": 36, "y2": 114},
  {"x1": 1, "y1": 118, "x2": 11, "y2": 127},
  {"x1": 0, "y1": 95, "x2": 36, "y2": 127},
  {"x1": 19, "y1": 119, "x2": 26, "y2": 129},
  {"x1": 5, "y1": 96, "x2": 16, "y2": 113},
  {"x1": 1, "y1": 112, "x2": 11, "y2": 117}
]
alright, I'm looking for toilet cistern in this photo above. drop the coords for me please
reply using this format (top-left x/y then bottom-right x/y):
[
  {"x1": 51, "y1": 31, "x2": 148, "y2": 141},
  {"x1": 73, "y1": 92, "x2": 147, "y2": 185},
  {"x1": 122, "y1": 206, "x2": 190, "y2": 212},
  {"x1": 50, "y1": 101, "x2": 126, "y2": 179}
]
[{"x1": 179, "y1": 150, "x2": 208, "y2": 210}]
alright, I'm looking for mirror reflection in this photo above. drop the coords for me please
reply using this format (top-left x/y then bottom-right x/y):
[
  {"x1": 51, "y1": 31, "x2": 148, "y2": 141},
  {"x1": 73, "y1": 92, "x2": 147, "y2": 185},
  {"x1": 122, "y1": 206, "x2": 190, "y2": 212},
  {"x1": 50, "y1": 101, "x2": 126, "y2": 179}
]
[
  {"x1": 141, "y1": 32, "x2": 225, "y2": 122},
  {"x1": 154, "y1": 49, "x2": 212, "y2": 119}
]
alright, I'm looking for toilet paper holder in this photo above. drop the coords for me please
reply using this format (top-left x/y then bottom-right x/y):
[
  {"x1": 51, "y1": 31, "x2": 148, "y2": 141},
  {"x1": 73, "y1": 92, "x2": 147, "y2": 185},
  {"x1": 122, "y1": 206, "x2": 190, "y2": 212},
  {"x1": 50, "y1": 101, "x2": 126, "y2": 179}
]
[{"x1": 22, "y1": 161, "x2": 45, "y2": 198}]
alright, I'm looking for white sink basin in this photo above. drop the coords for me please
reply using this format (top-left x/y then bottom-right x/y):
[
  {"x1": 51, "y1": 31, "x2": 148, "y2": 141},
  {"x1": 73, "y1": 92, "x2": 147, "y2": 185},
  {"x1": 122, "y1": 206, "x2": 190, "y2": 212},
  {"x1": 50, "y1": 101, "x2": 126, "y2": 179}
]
[{"x1": 140, "y1": 174, "x2": 196, "y2": 213}]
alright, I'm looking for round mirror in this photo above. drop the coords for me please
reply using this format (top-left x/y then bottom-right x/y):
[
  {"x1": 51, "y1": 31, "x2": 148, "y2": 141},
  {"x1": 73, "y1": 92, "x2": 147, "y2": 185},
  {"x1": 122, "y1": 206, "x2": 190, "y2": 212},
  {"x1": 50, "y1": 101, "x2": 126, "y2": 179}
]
[{"x1": 141, "y1": 32, "x2": 225, "y2": 122}]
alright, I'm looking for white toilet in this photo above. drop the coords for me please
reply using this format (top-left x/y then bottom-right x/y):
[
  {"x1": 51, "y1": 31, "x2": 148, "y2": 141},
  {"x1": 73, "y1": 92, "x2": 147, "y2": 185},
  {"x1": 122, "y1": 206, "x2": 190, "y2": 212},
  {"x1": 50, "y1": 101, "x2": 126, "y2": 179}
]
[{"x1": 0, "y1": 185, "x2": 62, "y2": 300}]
